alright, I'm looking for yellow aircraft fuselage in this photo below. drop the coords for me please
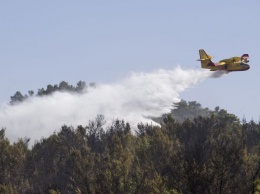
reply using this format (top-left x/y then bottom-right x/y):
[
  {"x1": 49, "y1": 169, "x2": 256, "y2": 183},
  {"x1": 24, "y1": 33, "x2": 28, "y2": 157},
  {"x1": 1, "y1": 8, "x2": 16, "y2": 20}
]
[{"x1": 198, "y1": 49, "x2": 250, "y2": 72}]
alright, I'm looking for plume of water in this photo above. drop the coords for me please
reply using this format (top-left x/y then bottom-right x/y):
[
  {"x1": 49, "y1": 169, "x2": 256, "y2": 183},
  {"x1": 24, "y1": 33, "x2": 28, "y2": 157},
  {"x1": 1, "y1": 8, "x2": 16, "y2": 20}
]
[{"x1": 0, "y1": 66, "x2": 224, "y2": 143}]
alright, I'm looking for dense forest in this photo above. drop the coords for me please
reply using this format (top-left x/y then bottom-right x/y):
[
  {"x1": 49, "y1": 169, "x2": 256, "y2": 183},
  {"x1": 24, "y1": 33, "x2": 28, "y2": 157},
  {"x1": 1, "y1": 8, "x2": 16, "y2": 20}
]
[{"x1": 1, "y1": 81, "x2": 260, "y2": 193}]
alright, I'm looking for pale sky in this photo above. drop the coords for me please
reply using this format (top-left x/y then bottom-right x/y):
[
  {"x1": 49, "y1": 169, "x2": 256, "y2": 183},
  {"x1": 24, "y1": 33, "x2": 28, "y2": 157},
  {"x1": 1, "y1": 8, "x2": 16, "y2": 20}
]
[{"x1": 1, "y1": 1, "x2": 260, "y2": 122}]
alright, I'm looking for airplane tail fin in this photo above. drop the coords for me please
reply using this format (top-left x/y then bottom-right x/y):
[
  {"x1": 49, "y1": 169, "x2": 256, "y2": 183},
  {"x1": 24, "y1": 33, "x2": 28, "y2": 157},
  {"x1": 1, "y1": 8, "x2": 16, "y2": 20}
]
[
  {"x1": 197, "y1": 49, "x2": 214, "y2": 68},
  {"x1": 241, "y1": 54, "x2": 249, "y2": 63}
]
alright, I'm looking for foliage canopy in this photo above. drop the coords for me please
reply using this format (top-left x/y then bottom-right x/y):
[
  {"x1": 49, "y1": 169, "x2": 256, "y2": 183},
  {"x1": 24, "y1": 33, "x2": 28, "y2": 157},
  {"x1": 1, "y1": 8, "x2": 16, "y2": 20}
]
[{"x1": 2, "y1": 81, "x2": 259, "y2": 193}]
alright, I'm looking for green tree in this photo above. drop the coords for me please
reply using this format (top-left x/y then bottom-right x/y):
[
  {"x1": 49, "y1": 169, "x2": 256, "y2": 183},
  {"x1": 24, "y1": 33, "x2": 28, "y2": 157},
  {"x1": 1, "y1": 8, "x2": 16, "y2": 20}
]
[
  {"x1": 10, "y1": 91, "x2": 25, "y2": 104},
  {"x1": 255, "y1": 179, "x2": 260, "y2": 194},
  {"x1": 94, "y1": 120, "x2": 135, "y2": 193},
  {"x1": 0, "y1": 129, "x2": 29, "y2": 193},
  {"x1": 134, "y1": 123, "x2": 181, "y2": 193}
]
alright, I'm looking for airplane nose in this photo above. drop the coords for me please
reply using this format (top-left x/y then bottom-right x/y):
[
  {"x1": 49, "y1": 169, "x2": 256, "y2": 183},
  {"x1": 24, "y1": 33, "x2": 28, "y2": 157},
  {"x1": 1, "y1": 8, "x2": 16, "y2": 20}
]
[{"x1": 242, "y1": 63, "x2": 250, "y2": 70}]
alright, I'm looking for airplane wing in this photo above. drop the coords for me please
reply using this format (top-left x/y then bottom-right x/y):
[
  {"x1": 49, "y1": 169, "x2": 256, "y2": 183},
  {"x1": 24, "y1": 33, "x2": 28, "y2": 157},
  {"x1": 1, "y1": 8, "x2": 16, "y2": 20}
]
[
  {"x1": 230, "y1": 57, "x2": 241, "y2": 62},
  {"x1": 219, "y1": 57, "x2": 241, "y2": 65}
]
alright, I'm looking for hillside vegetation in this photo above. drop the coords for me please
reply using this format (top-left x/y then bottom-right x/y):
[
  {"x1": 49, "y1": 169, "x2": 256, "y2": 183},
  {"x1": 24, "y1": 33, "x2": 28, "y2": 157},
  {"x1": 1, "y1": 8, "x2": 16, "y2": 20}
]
[{"x1": 0, "y1": 81, "x2": 259, "y2": 193}]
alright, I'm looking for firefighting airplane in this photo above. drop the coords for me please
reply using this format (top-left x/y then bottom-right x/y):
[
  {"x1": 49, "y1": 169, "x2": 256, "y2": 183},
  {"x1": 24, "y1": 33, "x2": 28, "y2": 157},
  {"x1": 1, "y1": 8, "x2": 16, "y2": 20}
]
[{"x1": 198, "y1": 49, "x2": 250, "y2": 72}]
